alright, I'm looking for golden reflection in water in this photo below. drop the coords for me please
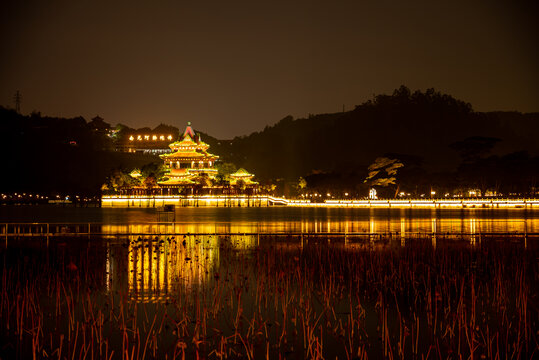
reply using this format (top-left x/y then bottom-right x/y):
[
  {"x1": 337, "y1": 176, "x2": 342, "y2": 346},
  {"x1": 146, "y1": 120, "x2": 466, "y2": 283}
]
[
  {"x1": 400, "y1": 218, "x2": 406, "y2": 247},
  {"x1": 106, "y1": 244, "x2": 111, "y2": 292},
  {"x1": 104, "y1": 234, "x2": 258, "y2": 303},
  {"x1": 100, "y1": 214, "x2": 536, "y2": 302},
  {"x1": 126, "y1": 237, "x2": 214, "y2": 303},
  {"x1": 432, "y1": 218, "x2": 437, "y2": 249},
  {"x1": 102, "y1": 215, "x2": 537, "y2": 236}
]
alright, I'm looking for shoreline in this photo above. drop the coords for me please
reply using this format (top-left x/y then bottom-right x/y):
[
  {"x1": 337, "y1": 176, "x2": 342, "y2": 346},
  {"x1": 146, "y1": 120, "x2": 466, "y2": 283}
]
[{"x1": 101, "y1": 194, "x2": 539, "y2": 208}]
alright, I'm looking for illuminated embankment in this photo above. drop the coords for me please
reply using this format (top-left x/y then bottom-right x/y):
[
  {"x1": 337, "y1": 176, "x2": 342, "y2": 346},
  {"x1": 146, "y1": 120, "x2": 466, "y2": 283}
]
[
  {"x1": 307, "y1": 199, "x2": 539, "y2": 208},
  {"x1": 101, "y1": 195, "x2": 289, "y2": 207},
  {"x1": 101, "y1": 195, "x2": 538, "y2": 208}
]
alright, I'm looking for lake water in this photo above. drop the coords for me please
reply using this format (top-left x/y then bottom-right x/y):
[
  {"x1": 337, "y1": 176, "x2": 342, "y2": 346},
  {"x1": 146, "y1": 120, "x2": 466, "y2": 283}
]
[
  {"x1": 0, "y1": 205, "x2": 537, "y2": 235},
  {"x1": 1, "y1": 205, "x2": 537, "y2": 358}
]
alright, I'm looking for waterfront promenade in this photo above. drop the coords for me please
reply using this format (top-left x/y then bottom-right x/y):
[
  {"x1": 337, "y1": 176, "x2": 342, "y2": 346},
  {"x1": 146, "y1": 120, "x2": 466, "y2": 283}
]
[{"x1": 101, "y1": 195, "x2": 539, "y2": 208}]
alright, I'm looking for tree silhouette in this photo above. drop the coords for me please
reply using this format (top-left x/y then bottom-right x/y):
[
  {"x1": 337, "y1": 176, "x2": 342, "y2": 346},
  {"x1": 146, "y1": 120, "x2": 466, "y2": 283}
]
[{"x1": 364, "y1": 157, "x2": 404, "y2": 197}]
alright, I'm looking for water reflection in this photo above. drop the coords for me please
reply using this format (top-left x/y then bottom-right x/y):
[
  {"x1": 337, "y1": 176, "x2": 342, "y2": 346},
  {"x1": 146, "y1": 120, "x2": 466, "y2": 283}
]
[
  {"x1": 107, "y1": 234, "x2": 258, "y2": 302},
  {"x1": 99, "y1": 210, "x2": 538, "y2": 236}
]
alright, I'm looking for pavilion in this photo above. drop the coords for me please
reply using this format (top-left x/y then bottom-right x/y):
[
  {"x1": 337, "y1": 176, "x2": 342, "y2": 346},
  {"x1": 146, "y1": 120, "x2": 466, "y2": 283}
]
[
  {"x1": 158, "y1": 122, "x2": 219, "y2": 189},
  {"x1": 154, "y1": 122, "x2": 258, "y2": 195}
]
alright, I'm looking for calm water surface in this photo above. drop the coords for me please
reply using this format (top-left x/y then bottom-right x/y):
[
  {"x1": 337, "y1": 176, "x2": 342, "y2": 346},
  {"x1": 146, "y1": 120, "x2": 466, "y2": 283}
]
[
  {"x1": 1, "y1": 205, "x2": 537, "y2": 358},
  {"x1": 1, "y1": 205, "x2": 537, "y2": 234}
]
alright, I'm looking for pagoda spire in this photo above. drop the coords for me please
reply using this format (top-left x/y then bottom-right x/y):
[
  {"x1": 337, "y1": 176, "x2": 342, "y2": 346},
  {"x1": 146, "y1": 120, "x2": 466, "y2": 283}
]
[{"x1": 183, "y1": 122, "x2": 195, "y2": 139}]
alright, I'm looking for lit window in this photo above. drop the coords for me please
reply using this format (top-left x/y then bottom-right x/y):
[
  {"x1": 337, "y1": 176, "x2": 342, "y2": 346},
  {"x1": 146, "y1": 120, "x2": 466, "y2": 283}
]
[
  {"x1": 129, "y1": 136, "x2": 134, "y2": 141},
  {"x1": 144, "y1": 135, "x2": 150, "y2": 140},
  {"x1": 160, "y1": 135, "x2": 165, "y2": 141},
  {"x1": 137, "y1": 135, "x2": 142, "y2": 140},
  {"x1": 167, "y1": 135, "x2": 172, "y2": 140},
  {"x1": 152, "y1": 135, "x2": 157, "y2": 140}
]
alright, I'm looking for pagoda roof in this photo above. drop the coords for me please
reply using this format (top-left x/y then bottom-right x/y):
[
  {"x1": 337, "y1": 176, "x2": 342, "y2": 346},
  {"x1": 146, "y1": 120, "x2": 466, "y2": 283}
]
[
  {"x1": 183, "y1": 123, "x2": 195, "y2": 138},
  {"x1": 197, "y1": 141, "x2": 210, "y2": 151},
  {"x1": 129, "y1": 169, "x2": 142, "y2": 178},
  {"x1": 230, "y1": 168, "x2": 255, "y2": 178},
  {"x1": 169, "y1": 134, "x2": 198, "y2": 148},
  {"x1": 162, "y1": 151, "x2": 206, "y2": 159},
  {"x1": 230, "y1": 178, "x2": 258, "y2": 185},
  {"x1": 162, "y1": 151, "x2": 218, "y2": 160}
]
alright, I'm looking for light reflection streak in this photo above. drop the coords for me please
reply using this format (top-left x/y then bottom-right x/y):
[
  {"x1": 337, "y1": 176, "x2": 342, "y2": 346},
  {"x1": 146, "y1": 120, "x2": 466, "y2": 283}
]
[
  {"x1": 470, "y1": 218, "x2": 477, "y2": 246},
  {"x1": 109, "y1": 234, "x2": 257, "y2": 303},
  {"x1": 432, "y1": 218, "x2": 437, "y2": 249},
  {"x1": 106, "y1": 244, "x2": 111, "y2": 292}
]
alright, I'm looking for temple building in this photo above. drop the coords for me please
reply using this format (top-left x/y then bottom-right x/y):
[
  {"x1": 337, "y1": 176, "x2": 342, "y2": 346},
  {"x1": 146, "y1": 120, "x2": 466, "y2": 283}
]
[
  {"x1": 158, "y1": 122, "x2": 219, "y2": 188},
  {"x1": 230, "y1": 168, "x2": 258, "y2": 187}
]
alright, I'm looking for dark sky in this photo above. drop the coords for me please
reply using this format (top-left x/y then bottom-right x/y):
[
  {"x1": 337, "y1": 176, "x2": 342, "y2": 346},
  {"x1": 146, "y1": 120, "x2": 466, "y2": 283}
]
[{"x1": 1, "y1": 0, "x2": 537, "y2": 138}]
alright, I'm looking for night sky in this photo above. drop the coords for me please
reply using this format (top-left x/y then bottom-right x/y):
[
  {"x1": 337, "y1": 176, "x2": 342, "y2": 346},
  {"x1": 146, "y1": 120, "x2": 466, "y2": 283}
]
[{"x1": 1, "y1": 0, "x2": 537, "y2": 139}]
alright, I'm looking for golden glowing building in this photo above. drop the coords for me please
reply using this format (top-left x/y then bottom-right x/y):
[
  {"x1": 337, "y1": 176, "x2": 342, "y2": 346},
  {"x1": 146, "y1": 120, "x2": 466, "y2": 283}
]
[
  {"x1": 158, "y1": 122, "x2": 219, "y2": 187},
  {"x1": 230, "y1": 168, "x2": 258, "y2": 186}
]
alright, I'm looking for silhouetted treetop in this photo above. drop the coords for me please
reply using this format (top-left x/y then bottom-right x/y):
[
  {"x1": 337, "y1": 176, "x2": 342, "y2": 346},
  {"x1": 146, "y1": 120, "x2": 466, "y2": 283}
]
[
  {"x1": 357, "y1": 86, "x2": 473, "y2": 120},
  {"x1": 212, "y1": 86, "x2": 537, "y2": 180}
]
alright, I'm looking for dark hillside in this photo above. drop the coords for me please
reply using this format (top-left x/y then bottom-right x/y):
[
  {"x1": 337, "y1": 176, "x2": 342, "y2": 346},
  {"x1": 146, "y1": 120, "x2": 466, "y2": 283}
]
[
  {"x1": 0, "y1": 107, "x2": 158, "y2": 196},
  {"x1": 213, "y1": 87, "x2": 539, "y2": 180}
]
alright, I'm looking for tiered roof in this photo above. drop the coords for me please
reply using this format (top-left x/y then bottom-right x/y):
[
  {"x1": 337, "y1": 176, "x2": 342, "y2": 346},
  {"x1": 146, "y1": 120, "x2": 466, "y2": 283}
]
[
  {"x1": 160, "y1": 128, "x2": 217, "y2": 162},
  {"x1": 230, "y1": 168, "x2": 258, "y2": 185},
  {"x1": 158, "y1": 123, "x2": 219, "y2": 186}
]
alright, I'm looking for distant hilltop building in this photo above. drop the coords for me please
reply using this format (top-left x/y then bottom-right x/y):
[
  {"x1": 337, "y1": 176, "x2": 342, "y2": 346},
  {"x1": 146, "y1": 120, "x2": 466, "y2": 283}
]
[
  {"x1": 115, "y1": 124, "x2": 178, "y2": 154},
  {"x1": 158, "y1": 122, "x2": 219, "y2": 187},
  {"x1": 88, "y1": 116, "x2": 111, "y2": 133}
]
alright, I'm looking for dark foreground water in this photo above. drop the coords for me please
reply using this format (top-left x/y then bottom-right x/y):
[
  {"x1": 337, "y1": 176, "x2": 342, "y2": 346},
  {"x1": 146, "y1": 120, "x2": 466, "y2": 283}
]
[
  {"x1": 0, "y1": 206, "x2": 537, "y2": 358},
  {"x1": 0, "y1": 233, "x2": 537, "y2": 359}
]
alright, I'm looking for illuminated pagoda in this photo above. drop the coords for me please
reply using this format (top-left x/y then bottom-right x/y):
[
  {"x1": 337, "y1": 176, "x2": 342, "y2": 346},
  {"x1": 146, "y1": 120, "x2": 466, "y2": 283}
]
[
  {"x1": 158, "y1": 122, "x2": 219, "y2": 189},
  {"x1": 230, "y1": 168, "x2": 258, "y2": 187}
]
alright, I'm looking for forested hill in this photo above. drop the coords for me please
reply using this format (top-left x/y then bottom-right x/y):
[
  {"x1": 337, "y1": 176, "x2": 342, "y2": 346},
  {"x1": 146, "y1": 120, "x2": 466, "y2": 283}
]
[
  {"x1": 0, "y1": 107, "x2": 157, "y2": 196},
  {"x1": 0, "y1": 86, "x2": 537, "y2": 196},
  {"x1": 211, "y1": 86, "x2": 539, "y2": 180}
]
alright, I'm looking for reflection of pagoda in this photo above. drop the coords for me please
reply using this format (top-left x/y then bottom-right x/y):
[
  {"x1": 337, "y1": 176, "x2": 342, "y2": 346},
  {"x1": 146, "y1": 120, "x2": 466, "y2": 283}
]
[
  {"x1": 158, "y1": 122, "x2": 219, "y2": 187},
  {"x1": 104, "y1": 233, "x2": 258, "y2": 303}
]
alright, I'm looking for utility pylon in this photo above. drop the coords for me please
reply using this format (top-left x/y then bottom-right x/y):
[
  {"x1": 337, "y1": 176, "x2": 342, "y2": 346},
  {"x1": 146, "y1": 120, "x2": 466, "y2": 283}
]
[{"x1": 14, "y1": 90, "x2": 21, "y2": 113}]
